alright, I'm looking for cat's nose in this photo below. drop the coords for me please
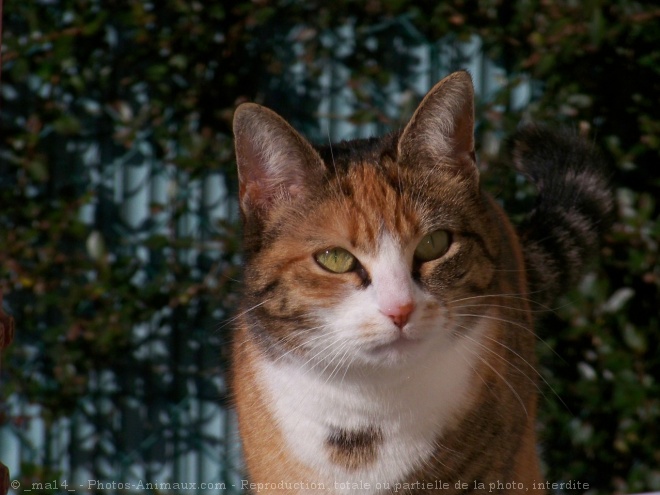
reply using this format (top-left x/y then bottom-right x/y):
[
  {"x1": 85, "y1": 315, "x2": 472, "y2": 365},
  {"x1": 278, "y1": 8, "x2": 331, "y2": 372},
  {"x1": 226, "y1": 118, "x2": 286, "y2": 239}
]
[{"x1": 384, "y1": 302, "x2": 415, "y2": 329}]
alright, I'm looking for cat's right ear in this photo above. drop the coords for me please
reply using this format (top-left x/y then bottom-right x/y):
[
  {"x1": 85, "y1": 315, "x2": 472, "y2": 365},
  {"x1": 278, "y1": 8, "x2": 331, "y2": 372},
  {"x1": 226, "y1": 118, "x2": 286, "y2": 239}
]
[{"x1": 233, "y1": 103, "x2": 325, "y2": 218}]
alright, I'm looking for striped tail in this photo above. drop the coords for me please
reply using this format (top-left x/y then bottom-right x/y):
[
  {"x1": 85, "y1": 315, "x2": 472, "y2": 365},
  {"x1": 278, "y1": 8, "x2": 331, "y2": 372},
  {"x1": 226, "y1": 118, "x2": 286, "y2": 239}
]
[{"x1": 508, "y1": 125, "x2": 614, "y2": 309}]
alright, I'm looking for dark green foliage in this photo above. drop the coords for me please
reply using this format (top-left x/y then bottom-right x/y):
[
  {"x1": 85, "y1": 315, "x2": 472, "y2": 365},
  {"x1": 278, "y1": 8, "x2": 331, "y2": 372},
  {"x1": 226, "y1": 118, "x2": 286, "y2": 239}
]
[{"x1": 1, "y1": 1, "x2": 658, "y2": 493}]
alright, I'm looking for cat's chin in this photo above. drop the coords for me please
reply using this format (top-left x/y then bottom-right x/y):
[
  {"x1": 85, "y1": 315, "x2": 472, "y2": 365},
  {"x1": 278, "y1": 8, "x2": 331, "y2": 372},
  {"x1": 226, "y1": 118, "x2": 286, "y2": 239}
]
[{"x1": 364, "y1": 335, "x2": 424, "y2": 363}]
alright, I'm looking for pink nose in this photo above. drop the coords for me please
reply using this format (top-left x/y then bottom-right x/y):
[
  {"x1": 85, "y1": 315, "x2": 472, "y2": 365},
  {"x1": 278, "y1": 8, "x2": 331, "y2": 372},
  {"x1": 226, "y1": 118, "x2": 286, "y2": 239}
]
[{"x1": 383, "y1": 302, "x2": 415, "y2": 329}]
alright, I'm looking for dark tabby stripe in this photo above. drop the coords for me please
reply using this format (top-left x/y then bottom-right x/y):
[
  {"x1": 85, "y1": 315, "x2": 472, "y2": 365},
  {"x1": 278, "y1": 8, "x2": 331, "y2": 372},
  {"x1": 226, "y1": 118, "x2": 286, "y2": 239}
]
[
  {"x1": 326, "y1": 426, "x2": 383, "y2": 471},
  {"x1": 509, "y1": 125, "x2": 613, "y2": 309}
]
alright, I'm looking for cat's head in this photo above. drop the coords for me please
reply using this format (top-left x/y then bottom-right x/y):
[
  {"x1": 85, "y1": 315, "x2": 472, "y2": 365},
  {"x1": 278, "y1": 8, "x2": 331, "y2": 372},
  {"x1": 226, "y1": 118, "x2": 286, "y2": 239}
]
[{"x1": 233, "y1": 72, "x2": 501, "y2": 371}]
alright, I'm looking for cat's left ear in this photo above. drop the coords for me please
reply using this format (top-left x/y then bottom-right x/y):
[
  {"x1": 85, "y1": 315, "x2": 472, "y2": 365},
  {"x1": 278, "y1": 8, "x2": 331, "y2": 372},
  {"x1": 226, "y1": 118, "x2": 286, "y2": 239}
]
[{"x1": 398, "y1": 71, "x2": 478, "y2": 183}]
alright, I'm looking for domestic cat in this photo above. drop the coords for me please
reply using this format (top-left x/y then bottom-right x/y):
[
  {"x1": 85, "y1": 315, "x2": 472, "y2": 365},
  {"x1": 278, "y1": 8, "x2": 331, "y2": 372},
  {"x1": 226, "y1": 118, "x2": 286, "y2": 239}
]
[{"x1": 231, "y1": 71, "x2": 611, "y2": 494}]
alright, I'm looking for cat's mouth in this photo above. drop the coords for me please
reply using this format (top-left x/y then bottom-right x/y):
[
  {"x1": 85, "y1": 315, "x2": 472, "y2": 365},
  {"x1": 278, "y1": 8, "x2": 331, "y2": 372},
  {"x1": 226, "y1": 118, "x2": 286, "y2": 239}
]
[{"x1": 367, "y1": 335, "x2": 421, "y2": 356}]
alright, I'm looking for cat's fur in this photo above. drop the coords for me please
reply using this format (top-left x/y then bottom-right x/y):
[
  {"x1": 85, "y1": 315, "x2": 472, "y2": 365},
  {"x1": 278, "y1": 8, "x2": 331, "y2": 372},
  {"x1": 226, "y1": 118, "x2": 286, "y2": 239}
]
[{"x1": 231, "y1": 71, "x2": 611, "y2": 494}]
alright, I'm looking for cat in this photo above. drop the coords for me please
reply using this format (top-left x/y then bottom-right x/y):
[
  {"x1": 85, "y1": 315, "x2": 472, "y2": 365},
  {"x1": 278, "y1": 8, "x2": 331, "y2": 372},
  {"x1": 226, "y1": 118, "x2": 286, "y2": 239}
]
[{"x1": 231, "y1": 71, "x2": 611, "y2": 494}]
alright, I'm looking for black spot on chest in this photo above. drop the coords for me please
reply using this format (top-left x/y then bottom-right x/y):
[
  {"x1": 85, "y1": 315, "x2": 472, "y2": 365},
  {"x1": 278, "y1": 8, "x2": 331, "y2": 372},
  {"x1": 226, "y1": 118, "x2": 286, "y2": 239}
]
[{"x1": 326, "y1": 426, "x2": 383, "y2": 470}]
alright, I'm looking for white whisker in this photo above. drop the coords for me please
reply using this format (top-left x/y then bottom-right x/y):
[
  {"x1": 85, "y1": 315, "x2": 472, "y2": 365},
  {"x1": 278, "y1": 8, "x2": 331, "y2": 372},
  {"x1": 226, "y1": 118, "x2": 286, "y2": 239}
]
[
  {"x1": 459, "y1": 341, "x2": 529, "y2": 418},
  {"x1": 217, "y1": 299, "x2": 272, "y2": 330},
  {"x1": 453, "y1": 311, "x2": 567, "y2": 364},
  {"x1": 450, "y1": 292, "x2": 556, "y2": 312},
  {"x1": 476, "y1": 331, "x2": 572, "y2": 413}
]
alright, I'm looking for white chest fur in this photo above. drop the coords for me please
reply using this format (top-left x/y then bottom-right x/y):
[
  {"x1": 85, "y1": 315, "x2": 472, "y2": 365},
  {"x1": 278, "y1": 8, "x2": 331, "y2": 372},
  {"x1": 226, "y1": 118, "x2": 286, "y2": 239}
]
[{"x1": 256, "y1": 323, "x2": 486, "y2": 494}]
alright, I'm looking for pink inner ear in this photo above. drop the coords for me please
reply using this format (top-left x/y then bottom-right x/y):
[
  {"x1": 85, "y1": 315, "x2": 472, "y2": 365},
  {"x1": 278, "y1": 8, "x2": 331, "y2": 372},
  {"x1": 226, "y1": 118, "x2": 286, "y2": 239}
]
[
  {"x1": 397, "y1": 71, "x2": 476, "y2": 173},
  {"x1": 234, "y1": 103, "x2": 325, "y2": 215},
  {"x1": 288, "y1": 183, "x2": 305, "y2": 198},
  {"x1": 237, "y1": 142, "x2": 274, "y2": 211},
  {"x1": 240, "y1": 173, "x2": 307, "y2": 213},
  {"x1": 241, "y1": 180, "x2": 267, "y2": 210}
]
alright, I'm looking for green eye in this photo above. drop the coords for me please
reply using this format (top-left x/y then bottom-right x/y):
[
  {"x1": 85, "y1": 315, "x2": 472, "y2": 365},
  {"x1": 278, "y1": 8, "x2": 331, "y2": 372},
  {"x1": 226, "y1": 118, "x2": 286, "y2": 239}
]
[
  {"x1": 315, "y1": 247, "x2": 357, "y2": 274},
  {"x1": 414, "y1": 230, "x2": 450, "y2": 262}
]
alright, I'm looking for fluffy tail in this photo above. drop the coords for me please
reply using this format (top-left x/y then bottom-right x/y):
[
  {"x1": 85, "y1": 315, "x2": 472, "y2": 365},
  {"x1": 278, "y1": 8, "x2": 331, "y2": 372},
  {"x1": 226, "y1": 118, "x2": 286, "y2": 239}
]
[{"x1": 508, "y1": 125, "x2": 614, "y2": 309}]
